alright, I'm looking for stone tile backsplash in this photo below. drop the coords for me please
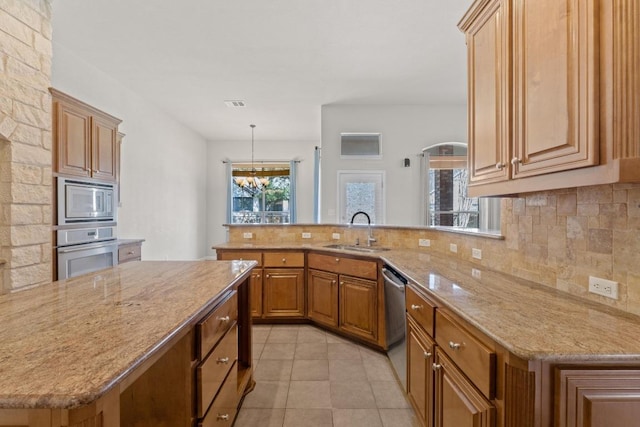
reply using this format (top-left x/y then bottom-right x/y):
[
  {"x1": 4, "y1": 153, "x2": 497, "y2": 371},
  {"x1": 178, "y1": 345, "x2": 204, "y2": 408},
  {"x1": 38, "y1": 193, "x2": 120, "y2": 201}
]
[{"x1": 226, "y1": 183, "x2": 640, "y2": 315}]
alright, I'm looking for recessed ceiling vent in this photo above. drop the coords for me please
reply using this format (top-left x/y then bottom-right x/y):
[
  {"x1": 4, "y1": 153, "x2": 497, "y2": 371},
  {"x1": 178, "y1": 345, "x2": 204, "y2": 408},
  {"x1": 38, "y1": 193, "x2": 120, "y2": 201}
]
[{"x1": 224, "y1": 100, "x2": 246, "y2": 108}]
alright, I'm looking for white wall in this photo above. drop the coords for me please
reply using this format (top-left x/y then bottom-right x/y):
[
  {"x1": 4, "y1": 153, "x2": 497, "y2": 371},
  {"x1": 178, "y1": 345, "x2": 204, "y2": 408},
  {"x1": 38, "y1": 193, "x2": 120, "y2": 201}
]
[
  {"x1": 206, "y1": 139, "x2": 318, "y2": 255},
  {"x1": 321, "y1": 104, "x2": 467, "y2": 226},
  {"x1": 52, "y1": 44, "x2": 209, "y2": 260}
]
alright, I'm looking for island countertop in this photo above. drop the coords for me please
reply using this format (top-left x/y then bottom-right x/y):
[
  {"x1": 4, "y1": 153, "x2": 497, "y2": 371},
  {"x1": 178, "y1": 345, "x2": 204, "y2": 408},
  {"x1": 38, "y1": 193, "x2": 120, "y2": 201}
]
[
  {"x1": 0, "y1": 260, "x2": 254, "y2": 410},
  {"x1": 214, "y1": 242, "x2": 640, "y2": 362}
]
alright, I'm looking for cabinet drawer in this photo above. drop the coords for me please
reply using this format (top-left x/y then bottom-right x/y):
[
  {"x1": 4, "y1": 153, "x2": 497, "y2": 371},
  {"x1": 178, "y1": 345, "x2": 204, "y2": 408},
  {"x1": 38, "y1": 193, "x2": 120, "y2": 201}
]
[
  {"x1": 118, "y1": 244, "x2": 141, "y2": 263},
  {"x1": 308, "y1": 253, "x2": 377, "y2": 280},
  {"x1": 435, "y1": 309, "x2": 495, "y2": 399},
  {"x1": 217, "y1": 251, "x2": 262, "y2": 267},
  {"x1": 263, "y1": 251, "x2": 304, "y2": 267},
  {"x1": 198, "y1": 362, "x2": 238, "y2": 427},
  {"x1": 406, "y1": 285, "x2": 436, "y2": 337},
  {"x1": 198, "y1": 291, "x2": 237, "y2": 360},
  {"x1": 197, "y1": 324, "x2": 238, "y2": 418}
]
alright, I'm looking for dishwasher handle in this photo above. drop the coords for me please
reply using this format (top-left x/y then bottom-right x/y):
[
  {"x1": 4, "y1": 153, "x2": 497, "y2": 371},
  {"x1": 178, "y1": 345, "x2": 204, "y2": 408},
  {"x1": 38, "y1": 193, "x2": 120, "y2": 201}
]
[{"x1": 382, "y1": 268, "x2": 407, "y2": 289}]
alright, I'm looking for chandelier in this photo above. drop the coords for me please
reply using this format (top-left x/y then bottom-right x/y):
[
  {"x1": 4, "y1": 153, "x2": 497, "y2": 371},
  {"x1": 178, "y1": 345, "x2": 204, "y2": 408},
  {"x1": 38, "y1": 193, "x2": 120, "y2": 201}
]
[{"x1": 234, "y1": 124, "x2": 270, "y2": 192}]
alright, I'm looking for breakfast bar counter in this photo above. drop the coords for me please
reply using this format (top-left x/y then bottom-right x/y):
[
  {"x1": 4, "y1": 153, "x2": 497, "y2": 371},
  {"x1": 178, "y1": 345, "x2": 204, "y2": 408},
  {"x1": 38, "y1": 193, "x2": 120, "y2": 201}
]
[{"x1": 0, "y1": 260, "x2": 254, "y2": 426}]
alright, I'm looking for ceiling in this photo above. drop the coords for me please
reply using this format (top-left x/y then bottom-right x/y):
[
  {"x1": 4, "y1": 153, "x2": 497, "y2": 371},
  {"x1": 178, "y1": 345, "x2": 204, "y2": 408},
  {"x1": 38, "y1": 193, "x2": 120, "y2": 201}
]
[{"x1": 51, "y1": 0, "x2": 472, "y2": 142}]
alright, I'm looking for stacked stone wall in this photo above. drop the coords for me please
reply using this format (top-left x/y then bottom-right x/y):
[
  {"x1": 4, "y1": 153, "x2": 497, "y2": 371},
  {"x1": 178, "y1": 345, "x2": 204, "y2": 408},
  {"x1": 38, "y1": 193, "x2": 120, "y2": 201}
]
[{"x1": 0, "y1": 0, "x2": 53, "y2": 292}]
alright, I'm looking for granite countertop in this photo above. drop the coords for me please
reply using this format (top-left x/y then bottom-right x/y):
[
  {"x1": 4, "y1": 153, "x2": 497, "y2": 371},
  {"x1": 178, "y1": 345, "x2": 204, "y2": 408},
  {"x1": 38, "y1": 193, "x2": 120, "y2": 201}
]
[
  {"x1": 0, "y1": 260, "x2": 254, "y2": 409},
  {"x1": 214, "y1": 242, "x2": 640, "y2": 362}
]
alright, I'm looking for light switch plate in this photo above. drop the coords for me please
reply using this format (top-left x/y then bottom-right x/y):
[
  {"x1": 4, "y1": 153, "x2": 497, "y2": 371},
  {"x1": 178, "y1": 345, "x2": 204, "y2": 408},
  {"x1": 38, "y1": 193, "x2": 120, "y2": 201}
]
[
  {"x1": 302, "y1": 232, "x2": 312, "y2": 239},
  {"x1": 449, "y1": 243, "x2": 458, "y2": 253},
  {"x1": 332, "y1": 233, "x2": 341, "y2": 240},
  {"x1": 243, "y1": 232, "x2": 253, "y2": 239},
  {"x1": 472, "y1": 248, "x2": 482, "y2": 259}
]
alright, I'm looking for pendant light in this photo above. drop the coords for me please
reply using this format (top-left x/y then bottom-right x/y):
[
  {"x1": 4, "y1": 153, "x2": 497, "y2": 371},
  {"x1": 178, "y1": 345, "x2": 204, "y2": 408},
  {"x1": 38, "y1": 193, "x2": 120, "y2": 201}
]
[{"x1": 235, "y1": 124, "x2": 269, "y2": 191}]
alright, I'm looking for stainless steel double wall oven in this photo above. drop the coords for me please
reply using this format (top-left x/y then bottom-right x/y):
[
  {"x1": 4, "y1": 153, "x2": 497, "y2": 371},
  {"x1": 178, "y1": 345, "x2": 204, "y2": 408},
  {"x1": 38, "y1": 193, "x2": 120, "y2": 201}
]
[{"x1": 56, "y1": 177, "x2": 118, "y2": 280}]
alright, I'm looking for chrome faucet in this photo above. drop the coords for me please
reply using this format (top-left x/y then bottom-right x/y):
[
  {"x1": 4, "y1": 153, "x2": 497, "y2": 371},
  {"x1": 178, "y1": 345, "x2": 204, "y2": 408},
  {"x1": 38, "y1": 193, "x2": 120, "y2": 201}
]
[{"x1": 350, "y1": 211, "x2": 377, "y2": 247}]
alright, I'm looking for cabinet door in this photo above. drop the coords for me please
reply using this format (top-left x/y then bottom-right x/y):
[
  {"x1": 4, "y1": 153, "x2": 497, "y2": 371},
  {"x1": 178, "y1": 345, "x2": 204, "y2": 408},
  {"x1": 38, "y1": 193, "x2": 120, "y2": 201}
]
[
  {"x1": 556, "y1": 369, "x2": 640, "y2": 427},
  {"x1": 91, "y1": 115, "x2": 118, "y2": 182},
  {"x1": 465, "y1": 0, "x2": 510, "y2": 185},
  {"x1": 512, "y1": 0, "x2": 598, "y2": 177},
  {"x1": 407, "y1": 316, "x2": 435, "y2": 427},
  {"x1": 249, "y1": 268, "x2": 263, "y2": 318},
  {"x1": 339, "y1": 275, "x2": 377, "y2": 342},
  {"x1": 263, "y1": 268, "x2": 305, "y2": 318},
  {"x1": 434, "y1": 349, "x2": 494, "y2": 427},
  {"x1": 307, "y1": 269, "x2": 339, "y2": 328},
  {"x1": 55, "y1": 100, "x2": 92, "y2": 178}
]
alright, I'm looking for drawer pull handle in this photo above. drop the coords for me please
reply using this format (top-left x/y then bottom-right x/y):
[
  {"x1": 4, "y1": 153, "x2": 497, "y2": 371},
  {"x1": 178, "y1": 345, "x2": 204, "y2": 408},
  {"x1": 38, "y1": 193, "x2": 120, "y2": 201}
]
[
  {"x1": 218, "y1": 315, "x2": 230, "y2": 322},
  {"x1": 217, "y1": 357, "x2": 230, "y2": 364},
  {"x1": 411, "y1": 304, "x2": 423, "y2": 310},
  {"x1": 217, "y1": 413, "x2": 230, "y2": 421},
  {"x1": 432, "y1": 363, "x2": 442, "y2": 371},
  {"x1": 423, "y1": 351, "x2": 432, "y2": 359},
  {"x1": 449, "y1": 341, "x2": 461, "y2": 350}
]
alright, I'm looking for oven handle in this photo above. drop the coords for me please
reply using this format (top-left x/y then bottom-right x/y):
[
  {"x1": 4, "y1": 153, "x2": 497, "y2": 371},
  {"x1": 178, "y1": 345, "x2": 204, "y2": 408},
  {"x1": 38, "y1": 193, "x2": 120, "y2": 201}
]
[{"x1": 57, "y1": 241, "x2": 118, "y2": 254}]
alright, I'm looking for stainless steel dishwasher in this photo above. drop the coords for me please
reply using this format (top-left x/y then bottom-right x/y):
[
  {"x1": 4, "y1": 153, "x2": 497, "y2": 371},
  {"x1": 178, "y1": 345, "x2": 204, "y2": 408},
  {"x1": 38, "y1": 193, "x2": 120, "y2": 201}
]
[{"x1": 382, "y1": 264, "x2": 408, "y2": 390}]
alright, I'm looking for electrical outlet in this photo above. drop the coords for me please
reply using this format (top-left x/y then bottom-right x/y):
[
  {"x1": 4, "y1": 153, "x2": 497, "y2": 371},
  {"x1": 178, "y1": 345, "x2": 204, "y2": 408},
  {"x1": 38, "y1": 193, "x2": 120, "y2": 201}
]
[
  {"x1": 472, "y1": 248, "x2": 482, "y2": 260},
  {"x1": 472, "y1": 268, "x2": 482, "y2": 279},
  {"x1": 449, "y1": 243, "x2": 458, "y2": 253},
  {"x1": 332, "y1": 233, "x2": 341, "y2": 240},
  {"x1": 588, "y1": 276, "x2": 619, "y2": 299},
  {"x1": 419, "y1": 238, "x2": 431, "y2": 247},
  {"x1": 302, "y1": 232, "x2": 312, "y2": 239},
  {"x1": 243, "y1": 232, "x2": 253, "y2": 239}
]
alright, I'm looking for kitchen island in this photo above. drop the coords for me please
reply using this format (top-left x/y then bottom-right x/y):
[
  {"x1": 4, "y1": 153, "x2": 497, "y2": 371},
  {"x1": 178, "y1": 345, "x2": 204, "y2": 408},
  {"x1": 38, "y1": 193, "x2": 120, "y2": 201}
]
[{"x1": 0, "y1": 260, "x2": 255, "y2": 427}]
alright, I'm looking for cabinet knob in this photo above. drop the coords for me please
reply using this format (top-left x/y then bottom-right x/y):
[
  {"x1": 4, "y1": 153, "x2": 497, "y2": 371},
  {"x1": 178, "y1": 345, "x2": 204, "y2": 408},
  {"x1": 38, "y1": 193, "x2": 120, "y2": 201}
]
[
  {"x1": 266, "y1": 274, "x2": 270, "y2": 278},
  {"x1": 216, "y1": 357, "x2": 230, "y2": 364},
  {"x1": 332, "y1": 280, "x2": 336, "y2": 284},
  {"x1": 217, "y1": 413, "x2": 230, "y2": 421},
  {"x1": 432, "y1": 363, "x2": 442, "y2": 371},
  {"x1": 410, "y1": 304, "x2": 423, "y2": 310},
  {"x1": 256, "y1": 274, "x2": 261, "y2": 279},
  {"x1": 511, "y1": 157, "x2": 521, "y2": 165},
  {"x1": 218, "y1": 315, "x2": 230, "y2": 322},
  {"x1": 127, "y1": 250, "x2": 134, "y2": 255},
  {"x1": 282, "y1": 258, "x2": 286, "y2": 263},
  {"x1": 340, "y1": 281, "x2": 344, "y2": 285},
  {"x1": 335, "y1": 258, "x2": 340, "y2": 262},
  {"x1": 423, "y1": 351, "x2": 432, "y2": 359},
  {"x1": 495, "y1": 162, "x2": 505, "y2": 170},
  {"x1": 449, "y1": 341, "x2": 461, "y2": 350}
]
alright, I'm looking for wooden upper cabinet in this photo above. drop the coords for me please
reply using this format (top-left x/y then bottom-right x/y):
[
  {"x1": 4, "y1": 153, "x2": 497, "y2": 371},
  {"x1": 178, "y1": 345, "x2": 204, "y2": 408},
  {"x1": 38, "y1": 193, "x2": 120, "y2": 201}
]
[
  {"x1": 56, "y1": 99, "x2": 92, "y2": 179},
  {"x1": 51, "y1": 89, "x2": 121, "y2": 182},
  {"x1": 459, "y1": 0, "x2": 640, "y2": 196},
  {"x1": 512, "y1": 0, "x2": 598, "y2": 178},
  {"x1": 465, "y1": 0, "x2": 510, "y2": 185}
]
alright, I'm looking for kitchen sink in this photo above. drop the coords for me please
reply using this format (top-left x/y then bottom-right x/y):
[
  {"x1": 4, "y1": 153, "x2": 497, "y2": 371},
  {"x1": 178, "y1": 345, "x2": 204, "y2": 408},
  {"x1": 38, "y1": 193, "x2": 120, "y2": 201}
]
[{"x1": 323, "y1": 244, "x2": 390, "y2": 253}]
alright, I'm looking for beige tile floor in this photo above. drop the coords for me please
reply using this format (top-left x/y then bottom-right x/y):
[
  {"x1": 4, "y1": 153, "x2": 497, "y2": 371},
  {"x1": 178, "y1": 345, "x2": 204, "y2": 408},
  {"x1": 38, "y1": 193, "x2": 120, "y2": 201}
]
[{"x1": 235, "y1": 324, "x2": 419, "y2": 427}]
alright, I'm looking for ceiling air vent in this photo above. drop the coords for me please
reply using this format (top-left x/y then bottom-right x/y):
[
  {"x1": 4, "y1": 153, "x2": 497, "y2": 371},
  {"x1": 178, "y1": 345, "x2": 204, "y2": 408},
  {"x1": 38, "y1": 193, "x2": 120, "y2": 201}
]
[
  {"x1": 340, "y1": 133, "x2": 382, "y2": 159},
  {"x1": 224, "y1": 100, "x2": 246, "y2": 108}
]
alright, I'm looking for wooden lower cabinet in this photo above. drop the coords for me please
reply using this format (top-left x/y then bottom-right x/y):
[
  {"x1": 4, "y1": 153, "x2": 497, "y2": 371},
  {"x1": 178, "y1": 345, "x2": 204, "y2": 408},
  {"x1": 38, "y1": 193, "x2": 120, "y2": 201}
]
[
  {"x1": 307, "y1": 269, "x2": 339, "y2": 328},
  {"x1": 339, "y1": 275, "x2": 377, "y2": 342},
  {"x1": 556, "y1": 368, "x2": 640, "y2": 427},
  {"x1": 434, "y1": 349, "x2": 495, "y2": 427},
  {"x1": 407, "y1": 315, "x2": 435, "y2": 427},
  {"x1": 263, "y1": 268, "x2": 305, "y2": 318},
  {"x1": 249, "y1": 268, "x2": 263, "y2": 318}
]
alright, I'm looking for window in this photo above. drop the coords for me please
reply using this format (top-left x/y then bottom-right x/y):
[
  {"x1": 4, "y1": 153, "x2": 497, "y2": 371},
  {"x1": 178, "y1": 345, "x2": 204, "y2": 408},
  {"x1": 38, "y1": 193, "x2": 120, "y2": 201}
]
[
  {"x1": 337, "y1": 171, "x2": 385, "y2": 224},
  {"x1": 422, "y1": 143, "x2": 500, "y2": 233},
  {"x1": 228, "y1": 162, "x2": 296, "y2": 224}
]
